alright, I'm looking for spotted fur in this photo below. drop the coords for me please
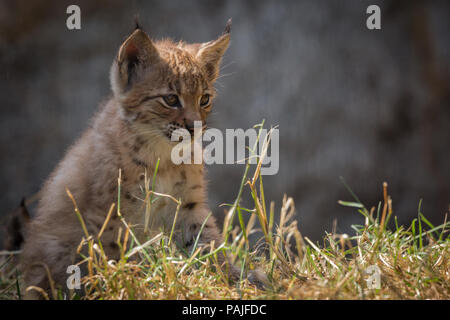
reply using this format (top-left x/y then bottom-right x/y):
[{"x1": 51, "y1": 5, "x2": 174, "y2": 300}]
[{"x1": 20, "y1": 21, "x2": 241, "y2": 299}]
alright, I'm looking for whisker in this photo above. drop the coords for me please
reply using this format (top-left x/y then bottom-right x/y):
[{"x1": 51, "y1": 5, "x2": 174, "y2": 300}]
[
  {"x1": 220, "y1": 61, "x2": 236, "y2": 71},
  {"x1": 215, "y1": 72, "x2": 236, "y2": 80}
]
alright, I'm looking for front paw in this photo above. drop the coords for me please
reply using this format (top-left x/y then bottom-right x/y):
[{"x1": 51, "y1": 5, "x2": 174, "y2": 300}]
[{"x1": 247, "y1": 268, "x2": 271, "y2": 290}]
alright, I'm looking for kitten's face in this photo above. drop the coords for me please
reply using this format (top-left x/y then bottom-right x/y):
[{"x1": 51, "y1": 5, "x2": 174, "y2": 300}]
[
  {"x1": 120, "y1": 46, "x2": 215, "y2": 140},
  {"x1": 110, "y1": 25, "x2": 230, "y2": 143}
]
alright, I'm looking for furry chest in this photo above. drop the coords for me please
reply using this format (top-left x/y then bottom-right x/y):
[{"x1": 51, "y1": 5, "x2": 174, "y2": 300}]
[{"x1": 118, "y1": 165, "x2": 204, "y2": 236}]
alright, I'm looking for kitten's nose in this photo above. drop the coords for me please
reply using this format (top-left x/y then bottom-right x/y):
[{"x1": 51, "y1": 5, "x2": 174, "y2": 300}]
[{"x1": 184, "y1": 118, "x2": 200, "y2": 134}]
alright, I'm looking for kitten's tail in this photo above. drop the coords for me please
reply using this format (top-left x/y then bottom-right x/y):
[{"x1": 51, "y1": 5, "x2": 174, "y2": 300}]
[{"x1": 1, "y1": 193, "x2": 39, "y2": 251}]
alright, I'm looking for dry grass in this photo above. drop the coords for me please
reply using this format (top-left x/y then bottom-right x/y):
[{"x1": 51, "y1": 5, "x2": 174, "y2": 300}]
[{"x1": 1, "y1": 122, "x2": 449, "y2": 300}]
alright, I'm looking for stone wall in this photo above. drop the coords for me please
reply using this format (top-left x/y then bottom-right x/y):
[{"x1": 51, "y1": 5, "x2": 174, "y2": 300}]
[{"x1": 0, "y1": 0, "x2": 449, "y2": 242}]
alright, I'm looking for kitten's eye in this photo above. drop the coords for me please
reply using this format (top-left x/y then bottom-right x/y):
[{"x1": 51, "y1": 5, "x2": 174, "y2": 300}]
[
  {"x1": 163, "y1": 94, "x2": 180, "y2": 107},
  {"x1": 200, "y1": 94, "x2": 210, "y2": 107}
]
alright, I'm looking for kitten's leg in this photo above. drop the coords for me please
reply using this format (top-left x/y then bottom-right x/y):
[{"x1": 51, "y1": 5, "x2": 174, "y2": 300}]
[
  {"x1": 21, "y1": 232, "x2": 84, "y2": 299},
  {"x1": 181, "y1": 209, "x2": 269, "y2": 289}
]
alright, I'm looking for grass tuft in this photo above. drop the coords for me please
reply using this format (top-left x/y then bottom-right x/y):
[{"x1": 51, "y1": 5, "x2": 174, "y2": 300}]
[{"x1": 1, "y1": 122, "x2": 448, "y2": 300}]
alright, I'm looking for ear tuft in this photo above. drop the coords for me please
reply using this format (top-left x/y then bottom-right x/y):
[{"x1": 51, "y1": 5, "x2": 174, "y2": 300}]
[
  {"x1": 223, "y1": 18, "x2": 232, "y2": 35},
  {"x1": 134, "y1": 14, "x2": 142, "y2": 31},
  {"x1": 196, "y1": 20, "x2": 231, "y2": 82}
]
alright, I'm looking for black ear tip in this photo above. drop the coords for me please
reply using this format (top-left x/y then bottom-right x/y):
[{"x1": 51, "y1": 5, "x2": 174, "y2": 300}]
[
  {"x1": 223, "y1": 18, "x2": 232, "y2": 34},
  {"x1": 134, "y1": 14, "x2": 142, "y2": 30}
]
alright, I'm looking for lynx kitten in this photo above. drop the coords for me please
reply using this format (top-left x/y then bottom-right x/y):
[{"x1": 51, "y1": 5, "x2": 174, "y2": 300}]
[{"x1": 21, "y1": 20, "x2": 265, "y2": 299}]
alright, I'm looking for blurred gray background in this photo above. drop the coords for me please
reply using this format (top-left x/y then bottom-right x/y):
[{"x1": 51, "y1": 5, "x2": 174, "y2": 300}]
[{"x1": 0, "y1": 0, "x2": 449, "y2": 242}]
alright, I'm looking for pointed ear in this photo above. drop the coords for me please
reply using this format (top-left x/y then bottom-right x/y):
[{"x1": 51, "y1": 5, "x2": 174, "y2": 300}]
[
  {"x1": 196, "y1": 19, "x2": 231, "y2": 82},
  {"x1": 110, "y1": 29, "x2": 159, "y2": 95}
]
